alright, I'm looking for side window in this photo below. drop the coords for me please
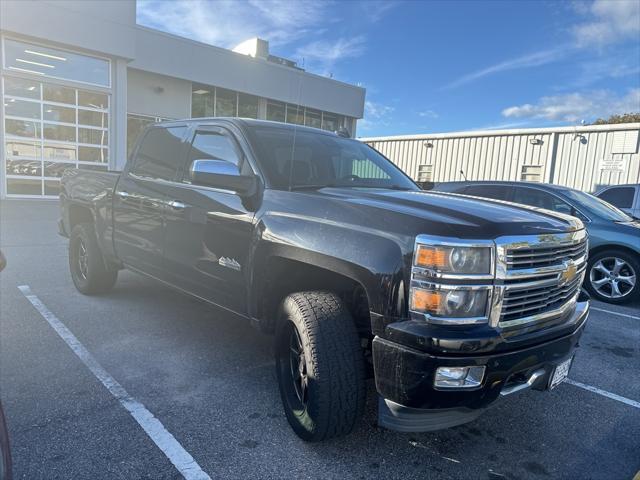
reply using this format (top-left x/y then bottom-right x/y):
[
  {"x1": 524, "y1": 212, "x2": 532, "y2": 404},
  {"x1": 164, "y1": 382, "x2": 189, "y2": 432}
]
[
  {"x1": 512, "y1": 187, "x2": 571, "y2": 213},
  {"x1": 184, "y1": 131, "x2": 243, "y2": 182},
  {"x1": 189, "y1": 131, "x2": 241, "y2": 165},
  {"x1": 598, "y1": 187, "x2": 635, "y2": 209},
  {"x1": 131, "y1": 127, "x2": 187, "y2": 181},
  {"x1": 464, "y1": 185, "x2": 511, "y2": 201}
]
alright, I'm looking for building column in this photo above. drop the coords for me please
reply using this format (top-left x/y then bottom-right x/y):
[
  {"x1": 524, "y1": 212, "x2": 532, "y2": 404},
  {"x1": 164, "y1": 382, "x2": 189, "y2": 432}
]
[{"x1": 112, "y1": 58, "x2": 128, "y2": 171}]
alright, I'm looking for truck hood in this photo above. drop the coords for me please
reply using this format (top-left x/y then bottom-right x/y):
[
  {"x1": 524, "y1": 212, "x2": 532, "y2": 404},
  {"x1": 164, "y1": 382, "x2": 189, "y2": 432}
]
[{"x1": 293, "y1": 187, "x2": 582, "y2": 239}]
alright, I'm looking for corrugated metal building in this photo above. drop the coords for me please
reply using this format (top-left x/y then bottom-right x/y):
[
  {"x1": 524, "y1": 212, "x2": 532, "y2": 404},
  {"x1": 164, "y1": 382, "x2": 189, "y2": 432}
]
[{"x1": 361, "y1": 123, "x2": 640, "y2": 192}]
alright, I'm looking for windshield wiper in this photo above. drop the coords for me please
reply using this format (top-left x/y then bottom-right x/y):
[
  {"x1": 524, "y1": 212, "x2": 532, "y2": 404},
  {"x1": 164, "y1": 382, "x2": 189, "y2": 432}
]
[{"x1": 288, "y1": 184, "x2": 336, "y2": 191}]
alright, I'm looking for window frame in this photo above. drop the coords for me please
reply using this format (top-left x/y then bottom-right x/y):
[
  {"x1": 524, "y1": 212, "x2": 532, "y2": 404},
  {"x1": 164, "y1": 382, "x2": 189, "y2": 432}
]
[
  {"x1": 1, "y1": 36, "x2": 112, "y2": 88},
  {"x1": 596, "y1": 186, "x2": 637, "y2": 210}
]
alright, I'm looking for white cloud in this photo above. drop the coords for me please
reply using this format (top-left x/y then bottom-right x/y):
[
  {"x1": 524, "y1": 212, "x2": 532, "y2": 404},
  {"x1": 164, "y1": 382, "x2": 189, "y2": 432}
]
[
  {"x1": 137, "y1": 0, "x2": 328, "y2": 48},
  {"x1": 502, "y1": 89, "x2": 640, "y2": 122},
  {"x1": 137, "y1": 0, "x2": 367, "y2": 76},
  {"x1": 443, "y1": 0, "x2": 640, "y2": 90},
  {"x1": 359, "y1": 100, "x2": 395, "y2": 131},
  {"x1": 573, "y1": 0, "x2": 640, "y2": 47},
  {"x1": 474, "y1": 121, "x2": 531, "y2": 131},
  {"x1": 443, "y1": 47, "x2": 568, "y2": 90},
  {"x1": 417, "y1": 110, "x2": 438, "y2": 119},
  {"x1": 295, "y1": 36, "x2": 366, "y2": 73}
]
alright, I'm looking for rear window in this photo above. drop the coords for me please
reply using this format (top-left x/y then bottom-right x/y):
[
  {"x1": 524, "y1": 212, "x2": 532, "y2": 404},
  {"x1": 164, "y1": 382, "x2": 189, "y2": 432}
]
[
  {"x1": 597, "y1": 187, "x2": 635, "y2": 209},
  {"x1": 131, "y1": 127, "x2": 187, "y2": 181},
  {"x1": 464, "y1": 184, "x2": 511, "y2": 201}
]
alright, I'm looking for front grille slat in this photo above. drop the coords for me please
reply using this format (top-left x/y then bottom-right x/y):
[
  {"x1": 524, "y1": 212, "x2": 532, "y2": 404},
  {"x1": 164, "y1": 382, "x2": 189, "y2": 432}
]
[{"x1": 499, "y1": 234, "x2": 587, "y2": 327}]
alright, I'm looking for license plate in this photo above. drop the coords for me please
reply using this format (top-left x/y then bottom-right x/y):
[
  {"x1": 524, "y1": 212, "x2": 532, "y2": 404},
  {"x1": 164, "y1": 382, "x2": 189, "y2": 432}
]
[{"x1": 549, "y1": 357, "x2": 572, "y2": 390}]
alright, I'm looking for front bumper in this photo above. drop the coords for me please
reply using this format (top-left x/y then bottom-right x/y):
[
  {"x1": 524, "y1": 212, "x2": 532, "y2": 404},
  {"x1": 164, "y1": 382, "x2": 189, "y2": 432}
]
[{"x1": 374, "y1": 300, "x2": 589, "y2": 431}]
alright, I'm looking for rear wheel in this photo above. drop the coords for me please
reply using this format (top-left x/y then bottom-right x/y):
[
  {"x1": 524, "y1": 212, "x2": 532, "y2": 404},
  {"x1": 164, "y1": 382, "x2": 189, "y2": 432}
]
[
  {"x1": 69, "y1": 223, "x2": 117, "y2": 295},
  {"x1": 275, "y1": 291, "x2": 366, "y2": 442},
  {"x1": 586, "y1": 250, "x2": 638, "y2": 304}
]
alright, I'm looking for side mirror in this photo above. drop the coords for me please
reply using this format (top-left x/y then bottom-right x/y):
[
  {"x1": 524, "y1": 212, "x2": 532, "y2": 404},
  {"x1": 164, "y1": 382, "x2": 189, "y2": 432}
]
[
  {"x1": 189, "y1": 159, "x2": 258, "y2": 196},
  {"x1": 416, "y1": 181, "x2": 435, "y2": 190}
]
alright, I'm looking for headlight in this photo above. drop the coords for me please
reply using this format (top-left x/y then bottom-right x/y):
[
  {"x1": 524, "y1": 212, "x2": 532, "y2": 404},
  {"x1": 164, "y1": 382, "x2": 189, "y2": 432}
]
[
  {"x1": 410, "y1": 236, "x2": 495, "y2": 324},
  {"x1": 410, "y1": 286, "x2": 489, "y2": 320},
  {"x1": 415, "y1": 245, "x2": 492, "y2": 275}
]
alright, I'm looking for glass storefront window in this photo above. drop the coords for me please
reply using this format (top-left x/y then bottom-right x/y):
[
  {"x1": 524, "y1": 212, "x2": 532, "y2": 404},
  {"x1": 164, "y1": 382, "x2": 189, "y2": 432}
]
[
  {"x1": 286, "y1": 104, "x2": 304, "y2": 125},
  {"x1": 43, "y1": 83, "x2": 76, "y2": 105},
  {"x1": 6, "y1": 159, "x2": 42, "y2": 176},
  {"x1": 6, "y1": 118, "x2": 41, "y2": 138},
  {"x1": 216, "y1": 88, "x2": 237, "y2": 117},
  {"x1": 44, "y1": 104, "x2": 75, "y2": 123},
  {"x1": 4, "y1": 99, "x2": 41, "y2": 119},
  {"x1": 322, "y1": 112, "x2": 339, "y2": 131},
  {"x1": 78, "y1": 90, "x2": 109, "y2": 109},
  {"x1": 7, "y1": 178, "x2": 42, "y2": 195},
  {"x1": 3, "y1": 76, "x2": 40, "y2": 99},
  {"x1": 44, "y1": 143, "x2": 77, "y2": 161},
  {"x1": 79, "y1": 146, "x2": 108, "y2": 163},
  {"x1": 3, "y1": 39, "x2": 110, "y2": 87},
  {"x1": 79, "y1": 128, "x2": 108, "y2": 146},
  {"x1": 192, "y1": 84, "x2": 214, "y2": 118},
  {"x1": 79, "y1": 109, "x2": 107, "y2": 128},
  {"x1": 266, "y1": 101, "x2": 286, "y2": 122},
  {"x1": 305, "y1": 109, "x2": 322, "y2": 129},
  {"x1": 6, "y1": 140, "x2": 40, "y2": 159},
  {"x1": 238, "y1": 93, "x2": 259, "y2": 119},
  {"x1": 43, "y1": 123, "x2": 76, "y2": 142},
  {"x1": 3, "y1": 75, "x2": 110, "y2": 197}
]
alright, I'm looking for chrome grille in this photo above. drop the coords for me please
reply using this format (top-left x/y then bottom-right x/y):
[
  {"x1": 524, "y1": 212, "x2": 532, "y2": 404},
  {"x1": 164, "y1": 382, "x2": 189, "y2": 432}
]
[
  {"x1": 506, "y1": 241, "x2": 588, "y2": 269},
  {"x1": 500, "y1": 267, "x2": 585, "y2": 323},
  {"x1": 493, "y1": 229, "x2": 588, "y2": 329}
]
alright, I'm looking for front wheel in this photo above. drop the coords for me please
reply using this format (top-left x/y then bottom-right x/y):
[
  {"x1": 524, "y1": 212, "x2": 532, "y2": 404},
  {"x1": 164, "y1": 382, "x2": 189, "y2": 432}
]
[
  {"x1": 586, "y1": 250, "x2": 639, "y2": 304},
  {"x1": 275, "y1": 291, "x2": 366, "y2": 442},
  {"x1": 69, "y1": 223, "x2": 118, "y2": 295}
]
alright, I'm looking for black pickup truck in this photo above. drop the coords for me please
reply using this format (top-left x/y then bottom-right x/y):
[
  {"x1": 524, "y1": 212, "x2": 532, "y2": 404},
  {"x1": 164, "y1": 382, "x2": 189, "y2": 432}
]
[{"x1": 60, "y1": 118, "x2": 590, "y2": 441}]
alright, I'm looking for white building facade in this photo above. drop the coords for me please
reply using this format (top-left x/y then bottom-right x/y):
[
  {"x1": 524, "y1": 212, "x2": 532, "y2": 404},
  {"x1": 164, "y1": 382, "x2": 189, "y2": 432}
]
[
  {"x1": 362, "y1": 123, "x2": 640, "y2": 193},
  {"x1": 0, "y1": 0, "x2": 366, "y2": 198}
]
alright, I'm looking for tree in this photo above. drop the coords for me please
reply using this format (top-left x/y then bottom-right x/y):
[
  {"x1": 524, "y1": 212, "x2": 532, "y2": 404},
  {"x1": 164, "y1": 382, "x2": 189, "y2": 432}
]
[{"x1": 592, "y1": 113, "x2": 640, "y2": 125}]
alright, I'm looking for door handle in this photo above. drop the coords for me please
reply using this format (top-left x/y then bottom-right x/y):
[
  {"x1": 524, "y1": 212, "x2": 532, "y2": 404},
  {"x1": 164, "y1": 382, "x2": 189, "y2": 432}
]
[
  {"x1": 167, "y1": 200, "x2": 186, "y2": 211},
  {"x1": 115, "y1": 190, "x2": 130, "y2": 200}
]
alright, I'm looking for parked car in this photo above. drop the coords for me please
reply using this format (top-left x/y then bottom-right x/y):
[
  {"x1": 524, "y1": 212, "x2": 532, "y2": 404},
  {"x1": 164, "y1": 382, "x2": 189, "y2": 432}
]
[
  {"x1": 595, "y1": 184, "x2": 640, "y2": 219},
  {"x1": 433, "y1": 181, "x2": 640, "y2": 304},
  {"x1": 60, "y1": 119, "x2": 589, "y2": 441},
  {"x1": 0, "y1": 250, "x2": 13, "y2": 480}
]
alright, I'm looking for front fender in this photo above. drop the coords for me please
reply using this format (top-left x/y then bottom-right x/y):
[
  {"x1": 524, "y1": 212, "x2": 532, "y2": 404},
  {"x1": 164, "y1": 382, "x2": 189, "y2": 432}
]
[{"x1": 249, "y1": 210, "x2": 411, "y2": 318}]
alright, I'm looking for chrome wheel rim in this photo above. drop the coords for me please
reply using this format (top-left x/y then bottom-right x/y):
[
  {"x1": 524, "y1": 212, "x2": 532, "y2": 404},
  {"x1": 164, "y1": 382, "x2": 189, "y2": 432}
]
[
  {"x1": 289, "y1": 326, "x2": 308, "y2": 406},
  {"x1": 590, "y1": 257, "x2": 636, "y2": 299},
  {"x1": 77, "y1": 240, "x2": 89, "y2": 280}
]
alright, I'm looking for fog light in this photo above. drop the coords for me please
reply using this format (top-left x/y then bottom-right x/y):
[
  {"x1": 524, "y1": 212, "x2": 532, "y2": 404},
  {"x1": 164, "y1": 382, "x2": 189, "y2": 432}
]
[{"x1": 434, "y1": 366, "x2": 485, "y2": 388}]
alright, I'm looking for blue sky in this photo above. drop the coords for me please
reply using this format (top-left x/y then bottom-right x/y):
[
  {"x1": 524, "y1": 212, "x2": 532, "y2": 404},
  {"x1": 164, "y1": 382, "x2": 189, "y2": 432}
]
[{"x1": 137, "y1": 0, "x2": 640, "y2": 136}]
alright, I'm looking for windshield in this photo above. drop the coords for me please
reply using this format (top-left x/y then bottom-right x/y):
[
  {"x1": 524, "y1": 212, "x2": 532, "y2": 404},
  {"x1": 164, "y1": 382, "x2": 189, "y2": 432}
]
[
  {"x1": 247, "y1": 126, "x2": 419, "y2": 191},
  {"x1": 563, "y1": 189, "x2": 633, "y2": 222}
]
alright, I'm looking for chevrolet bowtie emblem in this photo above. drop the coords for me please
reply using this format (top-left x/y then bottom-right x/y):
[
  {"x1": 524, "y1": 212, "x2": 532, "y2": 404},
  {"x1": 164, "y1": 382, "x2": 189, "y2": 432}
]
[{"x1": 560, "y1": 261, "x2": 577, "y2": 285}]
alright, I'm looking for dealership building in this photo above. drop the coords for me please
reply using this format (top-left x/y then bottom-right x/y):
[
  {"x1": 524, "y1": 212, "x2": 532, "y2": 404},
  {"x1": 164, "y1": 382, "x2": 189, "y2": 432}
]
[{"x1": 0, "y1": 0, "x2": 366, "y2": 198}]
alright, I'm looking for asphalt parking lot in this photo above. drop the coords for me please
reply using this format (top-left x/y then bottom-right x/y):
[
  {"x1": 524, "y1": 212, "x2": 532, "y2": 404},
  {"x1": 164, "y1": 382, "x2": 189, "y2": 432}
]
[{"x1": 0, "y1": 199, "x2": 638, "y2": 480}]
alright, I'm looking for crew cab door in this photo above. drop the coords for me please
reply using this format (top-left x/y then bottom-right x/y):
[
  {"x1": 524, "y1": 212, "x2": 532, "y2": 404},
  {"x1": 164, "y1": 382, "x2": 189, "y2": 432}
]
[
  {"x1": 162, "y1": 125, "x2": 256, "y2": 314},
  {"x1": 113, "y1": 125, "x2": 188, "y2": 277}
]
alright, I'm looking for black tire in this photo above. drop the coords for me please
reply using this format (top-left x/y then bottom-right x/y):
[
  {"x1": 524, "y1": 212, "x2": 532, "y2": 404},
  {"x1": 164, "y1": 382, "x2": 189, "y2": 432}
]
[
  {"x1": 585, "y1": 249, "x2": 639, "y2": 304},
  {"x1": 69, "y1": 223, "x2": 117, "y2": 295},
  {"x1": 0, "y1": 402, "x2": 12, "y2": 480},
  {"x1": 275, "y1": 291, "x2": 366, "y2": 442}
]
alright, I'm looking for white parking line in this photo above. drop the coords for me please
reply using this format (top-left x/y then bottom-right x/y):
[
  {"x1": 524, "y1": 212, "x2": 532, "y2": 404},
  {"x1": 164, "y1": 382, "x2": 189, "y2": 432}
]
[
  {"x1": 591, "y1": 307, "x2": 640, "y2": 321},
  {"x1": 565, "y1": 379, "x2": 640, "y2": 409},
  {"x1": 18, "y1": 285, "x2": 211, "y2": 480}
]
